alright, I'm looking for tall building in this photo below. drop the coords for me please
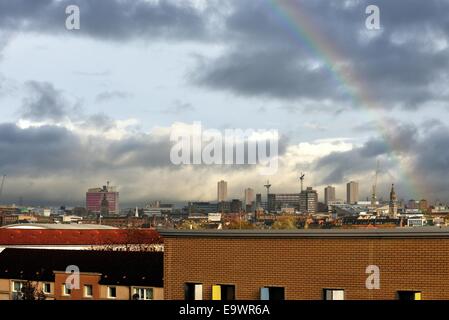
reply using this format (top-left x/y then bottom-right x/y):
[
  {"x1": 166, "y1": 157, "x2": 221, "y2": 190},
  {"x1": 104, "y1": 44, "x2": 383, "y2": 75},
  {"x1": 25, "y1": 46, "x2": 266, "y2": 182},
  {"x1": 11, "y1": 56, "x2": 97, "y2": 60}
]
[
  {"x1": 389, "y1": 184, "x2": 398, "y2": 218},
  {"x1": 300, "y1": 187, "x2": 318, "y2": 214},
  {"x1": 86, "y1": 183, "x2": 119, "y2": 215},
  {"x1": 419, "y1": 199, "x2": 428, "y2": 212},
  {"x1": 217, "y1": 180, "x2": 228, "y2": 202},
  {"x1": 407, "y1": 199, "x2": 418, "y2": 210},
  {"x1": 324, "y1": 186, "x2": 336, "y2": 205},
  {"x1": 255, "y1": 193, "x2": 263, "y2": 209},
  {"x1": 268, "y1": 193, "x2": 301, "y2": 212},
  {"x1": 244, "y1": 188, "x2": 255, "y2": 206},
  {"x1": 346, "y1": 181, "x2": 359, "y2": 205}
]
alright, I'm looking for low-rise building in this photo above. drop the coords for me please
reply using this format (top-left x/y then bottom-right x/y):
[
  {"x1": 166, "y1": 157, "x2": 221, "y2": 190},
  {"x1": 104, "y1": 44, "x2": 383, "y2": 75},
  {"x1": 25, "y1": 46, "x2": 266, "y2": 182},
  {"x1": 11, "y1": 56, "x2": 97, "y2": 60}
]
[
  {"x1": 0, "y1": 249, "x2": 163, "y2": 300},
  {"x1": 161, "y1": 228, "x2": 449, "y2": 300}
]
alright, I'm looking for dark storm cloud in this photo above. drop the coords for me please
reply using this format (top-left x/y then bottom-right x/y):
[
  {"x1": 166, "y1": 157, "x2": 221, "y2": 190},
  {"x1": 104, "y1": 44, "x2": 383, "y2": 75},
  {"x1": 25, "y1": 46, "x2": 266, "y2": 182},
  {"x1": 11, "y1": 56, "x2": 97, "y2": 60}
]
[
  {"x1": 0, "y1": 123, "x2": 175, "y2": 177},
  {"x1": 1, "y1": 0, "x2": 448, "y2": 109},
  {"x1": 20, "y1": 81, "x2": 73, "y2": 122},
  {"x1": 0, "y1": 123, "x2": 83, "y2": 174},
  {"x1": 312, "y1": 120, "x2": 449, "y2": 200},
  {"x1": 315, "y1": 123, "x2": 418, "y2": 184},
  {"x1": 193, "y1": 0, "x2": 449, "y2": 109},
  {"x1": 193, "y1": 49, "x2": 344, "y2": 100},
  {"x1": 0, "y1": 0, "x2": 212, "y2": 41}
]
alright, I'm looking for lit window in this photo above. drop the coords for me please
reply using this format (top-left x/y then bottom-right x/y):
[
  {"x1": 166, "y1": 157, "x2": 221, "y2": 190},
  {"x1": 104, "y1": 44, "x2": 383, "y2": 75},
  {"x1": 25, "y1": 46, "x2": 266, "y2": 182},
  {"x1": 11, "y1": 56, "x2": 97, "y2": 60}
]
[
  {"x1": 12, "y1": 281, "x2": 24, "y2": 292},
  {"x1": 84, "y1": 285, "x2": 93, "y2": 297},
  {"x1": 43, "y1": 283, "x2": 51, "y2": 294},
  {"x1": 62, "y1": 284, "x2": 72, "y2": 296},
  {"x1": 397, "y1": 291, "x2": 422, "y2": 300},
  {"x1": 133, "y1": 287, "x2": 154, "y2": 300},
  {"x1": 324, "y1": 289, "x2": 345, "y2": 300},
  {"x1": 212, "y1": 285, "x2": 235, "y2": 301},
  {"x1": 108, "y1": 286, "x2": 117, "y2": 299},
  {"x1": 185, "y1": 283, "x2": 203, "y2": 301}
]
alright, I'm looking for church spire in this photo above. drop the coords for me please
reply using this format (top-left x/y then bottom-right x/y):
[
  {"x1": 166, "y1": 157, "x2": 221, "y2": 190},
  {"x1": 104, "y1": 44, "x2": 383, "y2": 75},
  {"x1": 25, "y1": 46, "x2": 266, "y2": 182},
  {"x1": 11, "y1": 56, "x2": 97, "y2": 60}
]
[{"x1": 389, "y1": 184, "x2": 398, "y2": 218}]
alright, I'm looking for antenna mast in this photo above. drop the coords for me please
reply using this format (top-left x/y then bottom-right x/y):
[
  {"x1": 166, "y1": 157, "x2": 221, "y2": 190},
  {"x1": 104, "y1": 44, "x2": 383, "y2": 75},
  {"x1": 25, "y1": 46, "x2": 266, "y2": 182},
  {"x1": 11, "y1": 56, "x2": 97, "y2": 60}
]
[
  {"x1": 300, "y1": 173, "x2": 305, "y2": 192},
  {"x1": 371, "y1": 161, "x2": 380, "y2": 207}
]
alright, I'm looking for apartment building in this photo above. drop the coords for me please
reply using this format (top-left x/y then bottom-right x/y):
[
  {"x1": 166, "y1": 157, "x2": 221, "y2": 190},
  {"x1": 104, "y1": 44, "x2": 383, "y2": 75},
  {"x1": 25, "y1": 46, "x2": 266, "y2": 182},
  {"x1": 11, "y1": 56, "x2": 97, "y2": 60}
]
[
  {"x1": 161, "y1": 228, "x2": 449, "y2": 300},
  {"x1": 0, "y1": 249, "x2": 163, "y2": 300}
]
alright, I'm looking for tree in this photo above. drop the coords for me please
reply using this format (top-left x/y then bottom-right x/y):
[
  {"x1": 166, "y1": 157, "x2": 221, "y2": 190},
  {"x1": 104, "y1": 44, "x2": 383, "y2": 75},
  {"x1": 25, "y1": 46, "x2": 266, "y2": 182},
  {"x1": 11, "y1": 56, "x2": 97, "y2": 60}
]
[
  {"x1": 272, "y1": 216, "x2": 298, "y2": 230},
  {"x1": 20, "y1": 281, "x2": 46, "y2": 300}
]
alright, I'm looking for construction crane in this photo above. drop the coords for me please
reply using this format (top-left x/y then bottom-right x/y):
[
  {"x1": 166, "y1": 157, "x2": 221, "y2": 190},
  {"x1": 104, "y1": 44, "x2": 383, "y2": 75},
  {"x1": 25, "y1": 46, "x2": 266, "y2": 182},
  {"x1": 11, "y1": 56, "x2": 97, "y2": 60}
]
[
  {"x1": 371, "y1": 161, "x2": 380, "y2": 207},
  {"x1": 0, "y1": 175, "x2": 6, "y2": 202},
  {"x1": 299, "y1": 173, "x2": 305, "y2": 192}
]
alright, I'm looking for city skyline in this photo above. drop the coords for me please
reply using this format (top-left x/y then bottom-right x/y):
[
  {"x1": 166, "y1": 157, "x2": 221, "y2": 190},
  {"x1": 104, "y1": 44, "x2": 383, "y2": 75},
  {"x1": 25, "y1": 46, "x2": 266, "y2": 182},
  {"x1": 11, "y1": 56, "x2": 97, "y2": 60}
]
[{"x1": 0, "y1": 0, "x2": 449, "y2": 205}]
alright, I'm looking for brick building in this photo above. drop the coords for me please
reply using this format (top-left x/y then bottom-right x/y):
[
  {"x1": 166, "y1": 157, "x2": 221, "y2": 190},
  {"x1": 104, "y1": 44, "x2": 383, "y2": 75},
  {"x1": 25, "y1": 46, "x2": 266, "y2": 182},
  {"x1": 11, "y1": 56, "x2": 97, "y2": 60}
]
[
  {"x1": 161, "y1": 228, "x2": 449, "y2": 300},
  {"x1": 0, "y1": 249, "x2": 163, "y2": 300}
]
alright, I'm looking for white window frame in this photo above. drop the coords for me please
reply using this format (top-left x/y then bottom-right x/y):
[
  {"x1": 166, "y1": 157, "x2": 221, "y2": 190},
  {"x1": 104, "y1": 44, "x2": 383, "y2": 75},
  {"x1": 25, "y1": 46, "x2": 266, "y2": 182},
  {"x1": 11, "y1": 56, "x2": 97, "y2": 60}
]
[
  {"x1": 133, "y1": 287, "x2": 154, "y2": 300},
  {"x1": 11, "y1": 280, "x2": 25, "y2": 293},
  {"x1": 12, "y1": 281, "x2": 24, "y2": 293},
  {"x1": 84, "y1": 284, "x2": 93, "y2": 298},
  {"x1": 107, "y1": 286, "x2": 117, "y2": 299},
  {"x1": 62, "y1": 284, "x2": 72, "y2": 296},
  {"x1": 42, "y1": 282, "x2": 51, "y2": 294}
]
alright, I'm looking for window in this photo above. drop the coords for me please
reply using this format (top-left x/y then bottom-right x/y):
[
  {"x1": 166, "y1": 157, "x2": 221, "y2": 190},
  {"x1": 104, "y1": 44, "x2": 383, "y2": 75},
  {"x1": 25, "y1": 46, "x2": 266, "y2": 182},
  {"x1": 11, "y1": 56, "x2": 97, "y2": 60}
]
[
  {"x1": 133, "y1": 287, "x2": 153, "y2": 300},
  {"x1": 185, "y1": 283, "x2": 203, "y2": 300},
  {"x1": 212, "y1": 285, "x2": 236, "y2": 301},
  {"x1": 84, "y1": 285, "x2": 93, "y2": 298},
  {"x1": 62, "y1": 284, "x2": 72, "y2": 296},
  {"x1": 260, "y1": 287, "x2": 285, "y2": 300},
  {"x1": 12, "y1": 281, "x2": 24, "y2": 292},
  {"x1": 324, "y1": 289, "x2": 345, "y2": 300},
  {"x1": 397, "y1": 291, "x2": 422, "y2": 300},
  {"x1": 108, "y1": 287, "x2": 117, "y2": 299},
  {"x1": 43, "y1": 283, "x2": 51, "y2": 294}
]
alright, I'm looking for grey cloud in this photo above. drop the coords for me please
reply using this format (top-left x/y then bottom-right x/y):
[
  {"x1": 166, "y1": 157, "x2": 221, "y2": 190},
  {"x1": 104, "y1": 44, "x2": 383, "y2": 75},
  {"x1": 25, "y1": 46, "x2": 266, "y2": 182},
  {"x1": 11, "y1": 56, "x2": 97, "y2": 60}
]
[
  {"x1": 20, "y1": 81, "x2": 72, "y2": 122},
  {"x1": 163, "y1": 100, "x2": 195, "y2": 114},
  {"x1": 313, "y1": 120, "x2": 449, "y2": 201},
  {"x1": 0, "y1": 0, "x2": 213, "y2": 41},
  {"x1": 193, "y1": 49, "x2": 345, "y2": 100},
  {"x1": 191, "y1": 0, "x2": 449, "y2": 110},
  {"x1": 95, "y1": 90, "x2": 132, "y2": 103}
]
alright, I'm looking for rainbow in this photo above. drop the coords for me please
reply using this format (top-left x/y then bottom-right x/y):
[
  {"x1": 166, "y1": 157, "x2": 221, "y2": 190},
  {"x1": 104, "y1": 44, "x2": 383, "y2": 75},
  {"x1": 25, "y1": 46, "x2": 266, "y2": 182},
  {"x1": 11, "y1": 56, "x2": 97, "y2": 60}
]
[{"x1": 266, "y1": 0, "x2": 422, "y2": 200}]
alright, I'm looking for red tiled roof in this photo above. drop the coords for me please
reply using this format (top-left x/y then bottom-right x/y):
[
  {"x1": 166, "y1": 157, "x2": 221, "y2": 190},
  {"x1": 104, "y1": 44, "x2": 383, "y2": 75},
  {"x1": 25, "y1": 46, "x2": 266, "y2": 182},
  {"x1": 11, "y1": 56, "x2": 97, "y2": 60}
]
[{"x1": 0, "y1": 229, "x2": 162, "y2": 245}]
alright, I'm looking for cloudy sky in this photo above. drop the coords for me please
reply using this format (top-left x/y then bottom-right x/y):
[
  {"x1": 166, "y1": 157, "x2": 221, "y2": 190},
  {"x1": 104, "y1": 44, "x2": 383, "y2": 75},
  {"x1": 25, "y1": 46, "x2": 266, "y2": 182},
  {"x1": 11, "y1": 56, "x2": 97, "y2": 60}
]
[{"x1": 0, "y1": 0, "x2": 449, "y2": 207}]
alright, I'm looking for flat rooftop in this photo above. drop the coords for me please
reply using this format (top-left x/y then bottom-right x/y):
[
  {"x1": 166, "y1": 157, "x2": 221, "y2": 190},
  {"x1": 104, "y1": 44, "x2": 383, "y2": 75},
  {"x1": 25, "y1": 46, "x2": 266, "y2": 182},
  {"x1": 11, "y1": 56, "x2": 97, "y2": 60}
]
[
  {"x1": 1, "y1": 223, "x2": 117, "y2": 230},
  {"x1": 159, "y1": 227, "x2": 449, "y2": 238}
]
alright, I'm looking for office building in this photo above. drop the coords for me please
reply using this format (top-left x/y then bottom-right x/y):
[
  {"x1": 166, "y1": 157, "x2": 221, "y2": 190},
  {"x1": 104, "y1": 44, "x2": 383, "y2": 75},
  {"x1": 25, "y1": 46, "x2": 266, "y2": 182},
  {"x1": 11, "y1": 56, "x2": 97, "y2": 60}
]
[
  {"x1": 217, "y1": 180, "x2": 228, "y2": 203},
  {"x1": 86, "y1": 183, "x2": 119, "y2": 215},
  {"x1": 188, "y1": 202, "x2": 218, "y2": 215},
  {"x1": 230, "y1": 199, "x2": 243, "y2": 213},
  {"x1": 255, "y1": 194, "x2": 263, "y2": 210},
  {"x1": 267, "y1": 194, "x2": 301, "y2": 212},
  {"x1": 346, "y1": 181, "x2": 359, "y2": 205},
  {"x1": 244, "y1": 188, "x2": 255, "y2": 206},
  {"x1": 324, "y1": 186, "x2": 336, "y2": 205},
  {"x1": 419, "y1": 199, "x2": 429, "y2": 212},
  {"x1": 299, "y1": 187, "x2": 318, "y2": 214}
]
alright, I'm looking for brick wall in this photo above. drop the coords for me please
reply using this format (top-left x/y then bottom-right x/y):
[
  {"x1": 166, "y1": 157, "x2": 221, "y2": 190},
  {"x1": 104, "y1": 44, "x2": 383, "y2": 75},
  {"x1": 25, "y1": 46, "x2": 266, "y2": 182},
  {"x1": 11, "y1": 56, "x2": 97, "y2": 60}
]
[{"x1": 163, "y1": 235, "x2": 449, "y2": 300}]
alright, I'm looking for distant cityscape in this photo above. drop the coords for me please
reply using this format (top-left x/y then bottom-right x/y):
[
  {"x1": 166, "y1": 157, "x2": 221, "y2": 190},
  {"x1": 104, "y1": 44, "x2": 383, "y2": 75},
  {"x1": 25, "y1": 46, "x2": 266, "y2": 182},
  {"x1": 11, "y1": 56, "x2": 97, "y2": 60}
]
[{"x1": 1, "y1": 173, "x2": 448, "y2": 230}]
